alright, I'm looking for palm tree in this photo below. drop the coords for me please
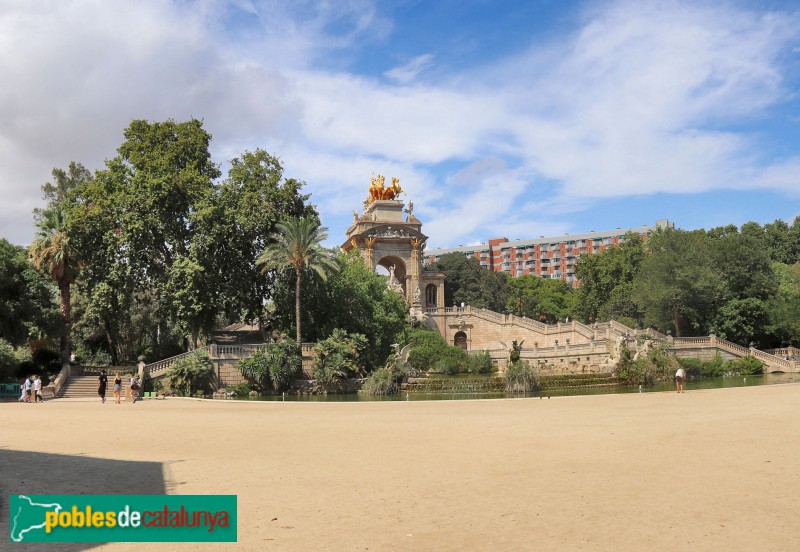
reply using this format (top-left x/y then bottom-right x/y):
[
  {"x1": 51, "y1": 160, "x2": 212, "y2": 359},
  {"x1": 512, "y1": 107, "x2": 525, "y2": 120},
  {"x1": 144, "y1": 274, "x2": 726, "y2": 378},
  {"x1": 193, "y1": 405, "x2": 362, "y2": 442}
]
[
  {"x1": 29, "y1": 207, "x2": 78, "y2": 368},
  {"x1": 257, "y1": 218, "x2": 339, "y2": 343}
]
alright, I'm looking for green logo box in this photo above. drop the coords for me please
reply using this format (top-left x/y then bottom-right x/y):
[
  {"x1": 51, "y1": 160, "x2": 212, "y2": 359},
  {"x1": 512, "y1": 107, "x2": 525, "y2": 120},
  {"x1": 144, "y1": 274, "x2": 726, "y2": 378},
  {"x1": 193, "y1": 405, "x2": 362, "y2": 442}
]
[{"x1": 9, "y1": 494, "x2": 237, "y2": 543}]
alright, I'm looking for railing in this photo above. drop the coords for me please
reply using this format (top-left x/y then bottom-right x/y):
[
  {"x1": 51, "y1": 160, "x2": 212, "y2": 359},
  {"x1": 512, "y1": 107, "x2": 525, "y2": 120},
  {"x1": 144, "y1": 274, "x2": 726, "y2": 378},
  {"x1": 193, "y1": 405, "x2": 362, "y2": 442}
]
[
  {"x1": 672, "y1": 336, "x2": 794, "y2": 370},
  {"x1": 764, "y1": 346, "x2": 800, "y2": 359},
  {"x1": 52, "y1": 364, "x2": 70, "y2": 397},
  {"x1": 573, "y1": 321, "x2": 596, "y2": 340},
  {"x1": 145, "y1": 347, "x2": 208, "y2": 377},
  {"x1": 511, "y1": 315, "x2": 548, "y2": 333},
  {"x1": 145, "y1": 342, "x2": 316, "y2": 379}
]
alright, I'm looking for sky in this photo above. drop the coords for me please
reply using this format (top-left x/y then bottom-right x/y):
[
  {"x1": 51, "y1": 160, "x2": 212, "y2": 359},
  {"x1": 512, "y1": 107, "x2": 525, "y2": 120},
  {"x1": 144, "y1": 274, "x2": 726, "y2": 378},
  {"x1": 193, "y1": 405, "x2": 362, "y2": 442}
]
[{"x1": 1, "y1": 0, "x2": 799, "y2": 250}]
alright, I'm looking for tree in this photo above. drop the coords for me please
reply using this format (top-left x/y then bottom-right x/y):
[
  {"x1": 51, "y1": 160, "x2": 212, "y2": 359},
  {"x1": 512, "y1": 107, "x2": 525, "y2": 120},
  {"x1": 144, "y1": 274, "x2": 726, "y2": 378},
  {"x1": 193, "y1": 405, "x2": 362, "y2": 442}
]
[
  {"x1": 0, "y1": 239, "x2": 58, "y2": 347},
  {"x1": 320, "y1": 253, "x2": 408, "y2": 369},
  {"x1": 28, "y1": 207, "x2": 79, "y2": 368},
  {"x1": 573, "y1": 233, "x2": 644, "y2": 324},
  {"x1": 506, "y1": 274, "x2": 575, "y2": 323},
  {"x1": 764, "y1": 219, "x2": 793, "y2": 264},
  {"x1": 427, "y1": 253, "x2": 508, "y2": 311},
  {"x1": 768, "y1": 262, "x2": 800, "y2": 347},
  {"x1": 33, "y1": 162, "x2": 93, "y2": 223},
  {"x1": 270, "y1": 250, "x2": 409, "y2": 370},
  {"x1": 632, "y1": 229, "x2": 721, "y2": 336},
  {"x1": 257, "y1": 218, "x2": 339, "y2": 343},
  {"x1": 196, "y1": 150, "x2": 315, "y2": 330}
]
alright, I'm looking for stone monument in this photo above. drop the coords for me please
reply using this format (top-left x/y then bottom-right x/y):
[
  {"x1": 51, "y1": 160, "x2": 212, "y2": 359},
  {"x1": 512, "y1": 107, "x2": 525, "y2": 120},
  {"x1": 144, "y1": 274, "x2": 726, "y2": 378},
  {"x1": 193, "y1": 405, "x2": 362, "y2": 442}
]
[{"x1": 341, "y1": 174, "x2": 445, "y2": 319}]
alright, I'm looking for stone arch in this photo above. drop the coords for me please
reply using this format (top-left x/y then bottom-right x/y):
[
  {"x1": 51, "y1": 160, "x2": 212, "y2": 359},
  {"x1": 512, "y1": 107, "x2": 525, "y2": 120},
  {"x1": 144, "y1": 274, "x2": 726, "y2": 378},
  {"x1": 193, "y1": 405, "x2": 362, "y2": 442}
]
[
  {"x1": 454, "y1": 331, "x2": 468, "y2": 350},
  {"x1": 425, "y1": 284, "x2": 437, "y2": 307},
  {"x1": 377, "y1": 255, "x2": 407, "y2": 294}
]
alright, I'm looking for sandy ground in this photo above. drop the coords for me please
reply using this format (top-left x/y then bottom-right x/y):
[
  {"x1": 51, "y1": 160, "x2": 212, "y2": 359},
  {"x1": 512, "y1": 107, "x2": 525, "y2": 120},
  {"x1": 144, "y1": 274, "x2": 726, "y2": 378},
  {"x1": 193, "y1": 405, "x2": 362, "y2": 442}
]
[{"x1": 2, "y1": 384, "x2": 800, "y2": 552}]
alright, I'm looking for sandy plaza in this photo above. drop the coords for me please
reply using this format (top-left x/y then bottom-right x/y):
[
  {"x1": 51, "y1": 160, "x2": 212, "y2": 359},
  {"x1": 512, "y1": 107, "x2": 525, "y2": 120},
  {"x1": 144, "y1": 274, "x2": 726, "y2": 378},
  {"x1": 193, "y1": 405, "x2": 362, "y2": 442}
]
[{"x1": 2, "y1": 383, "x2": 800, "y2": 551}]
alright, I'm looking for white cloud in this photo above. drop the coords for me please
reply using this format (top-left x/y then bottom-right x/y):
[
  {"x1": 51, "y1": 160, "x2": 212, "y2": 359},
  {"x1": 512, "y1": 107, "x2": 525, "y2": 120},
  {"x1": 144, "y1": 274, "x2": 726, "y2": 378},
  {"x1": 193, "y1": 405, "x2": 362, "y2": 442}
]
[
  {"x1": 0, "y1": 0, "x2": 798, "y2": 250},
  {"x1": 384, "y1": 54, "x2": 435, "y2": 83}
]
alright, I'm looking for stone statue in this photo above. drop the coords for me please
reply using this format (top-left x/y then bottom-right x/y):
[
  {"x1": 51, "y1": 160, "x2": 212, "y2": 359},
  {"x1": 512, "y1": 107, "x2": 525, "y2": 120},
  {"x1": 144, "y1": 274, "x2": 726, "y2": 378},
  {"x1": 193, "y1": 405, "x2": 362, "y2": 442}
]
[
  {"x1": 353, "y1": 210, "x2": 358, "y2": 223},
  {"x1": 386, "y1": 264, "x2": 403, "y2": 294},
  {"x1": 405, "y1": 201, "x2": 414, "y2": 216},
  {"x1": 413, "y1": 286, "x2": 421, "y2": 303}
]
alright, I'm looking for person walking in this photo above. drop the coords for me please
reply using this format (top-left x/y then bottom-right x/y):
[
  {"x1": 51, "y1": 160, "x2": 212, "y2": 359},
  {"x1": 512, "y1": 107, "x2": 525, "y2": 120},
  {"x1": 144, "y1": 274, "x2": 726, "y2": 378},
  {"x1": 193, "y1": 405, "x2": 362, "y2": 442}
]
[
  {"x1": 18, "y1": 379, "x2": 27, "y2": 402},
  {"x1": 33, "y1": 375, "x2": 43, "y2": 403},
  {"x1": 24, "y1": 376, "x2": 33, "y2": 403},
  {"x1": 675, "y1": 366, "x2": 686, "y2": 393},
  {"x1": 98, "y1": 369, "x2": 108, "y2": 403},
  {"x1": 129, "y1": 374, "x2": 140, "y2": 403},
  {"x1": 113, "y1": 372, "x2": 122, "y2": 404}
]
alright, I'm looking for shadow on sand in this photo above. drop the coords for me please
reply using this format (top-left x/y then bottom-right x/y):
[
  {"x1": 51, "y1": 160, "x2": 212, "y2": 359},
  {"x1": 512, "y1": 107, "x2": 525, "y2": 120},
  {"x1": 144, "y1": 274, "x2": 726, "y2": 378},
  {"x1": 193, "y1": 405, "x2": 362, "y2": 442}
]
[{"x1": 0, "y1": 448, "x2": 165, "y2": 551}]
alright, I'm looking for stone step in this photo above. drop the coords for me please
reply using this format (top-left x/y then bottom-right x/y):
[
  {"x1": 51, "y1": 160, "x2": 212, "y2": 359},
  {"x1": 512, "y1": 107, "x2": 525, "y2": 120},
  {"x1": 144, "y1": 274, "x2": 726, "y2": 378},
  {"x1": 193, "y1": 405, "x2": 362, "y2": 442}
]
[{"x1": 59, "y1": 376, "x2": 138, "y2": 398}]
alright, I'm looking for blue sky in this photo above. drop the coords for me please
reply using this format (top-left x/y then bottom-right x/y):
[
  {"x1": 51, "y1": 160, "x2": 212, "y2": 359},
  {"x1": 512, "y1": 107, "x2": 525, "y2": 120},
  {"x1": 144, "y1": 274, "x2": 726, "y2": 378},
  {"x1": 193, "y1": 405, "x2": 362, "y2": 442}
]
[{"x1": 1, "y1": 0, "x2": 798, "y2": 250}]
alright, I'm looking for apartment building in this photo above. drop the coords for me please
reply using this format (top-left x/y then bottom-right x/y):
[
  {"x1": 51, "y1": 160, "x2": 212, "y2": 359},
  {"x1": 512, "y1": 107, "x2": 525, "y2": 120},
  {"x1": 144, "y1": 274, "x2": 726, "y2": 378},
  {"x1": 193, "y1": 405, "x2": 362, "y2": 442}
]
[{"x1": 424, "y1": 219, "x2": 674, "y2": 287}]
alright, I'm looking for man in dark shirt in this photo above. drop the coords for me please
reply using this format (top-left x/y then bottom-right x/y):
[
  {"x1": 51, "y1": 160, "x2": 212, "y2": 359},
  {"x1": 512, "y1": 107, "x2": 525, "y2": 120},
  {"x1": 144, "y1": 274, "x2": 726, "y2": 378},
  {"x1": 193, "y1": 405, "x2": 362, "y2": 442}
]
[{"x1": 98, "y1": 369, "x2": 108, "y2": 403}]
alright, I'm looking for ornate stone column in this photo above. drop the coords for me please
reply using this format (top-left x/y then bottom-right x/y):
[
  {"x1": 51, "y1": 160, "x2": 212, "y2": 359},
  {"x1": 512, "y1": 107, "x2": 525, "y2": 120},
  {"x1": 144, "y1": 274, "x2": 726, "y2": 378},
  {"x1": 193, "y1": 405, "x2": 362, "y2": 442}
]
[{"x1": 364, "y1": 237, "x2": 376, "y2": 267}]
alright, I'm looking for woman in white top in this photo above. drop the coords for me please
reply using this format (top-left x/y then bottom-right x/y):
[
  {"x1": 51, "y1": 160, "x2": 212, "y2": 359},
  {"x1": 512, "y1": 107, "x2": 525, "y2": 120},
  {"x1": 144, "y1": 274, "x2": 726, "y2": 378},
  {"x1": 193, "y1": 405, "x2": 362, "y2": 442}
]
[{"x1": 675, "y1": 367, "x2": 686, "y2": 393}]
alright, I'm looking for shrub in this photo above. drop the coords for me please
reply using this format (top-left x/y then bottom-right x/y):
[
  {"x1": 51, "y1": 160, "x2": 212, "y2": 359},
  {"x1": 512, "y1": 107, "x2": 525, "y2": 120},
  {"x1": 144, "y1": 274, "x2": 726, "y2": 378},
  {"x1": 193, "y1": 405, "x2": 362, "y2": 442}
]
[
  {"x1": 505, "y1": 361, "x2": 538, "y2": 392},
  {"x1": 466, "y1": 351, "x2": 493, "y2": 374},
  {"x1": 406, "y1": 328, "x2": 468, "y2": 373},
  {"x1": 167, "y1": 350, "x2": 215, "y2": 396},
  {"x1": 678, "y1": 354, "x2": 763, "y2": 377},
  {"x1": 677, "y1": 357, "x2": 704, "y2": 377},
  {"x1": 700, "y1": 354, "x2": 726, "y2": 377},
  {"x1": 312, "y1": 329, "x2": 368, "y2": 387},
  {"x1": 237, "y1": 342, "x2": 301, "y2": 392},
  {"x1": 267, "y1": 342, "x2": 301, "y2": 391},
  {"x1": 430, "y1": 358, "x2": 459, "y2": 375},
  {"x1": 727, "y1": 355, "x2": 765, "y2": 375},
  {"x1": 227, "y1": 383, "x2": 253, "y2": 397},
  {"x1": 362, "y1": 367, "x2": 400, "y2": 395},
  {"x1": 0, "y1": 339, "x2": 18, "y2": 383},
  {"x1": 237, "y1": 352, "x2": 271, "y2": 391}
]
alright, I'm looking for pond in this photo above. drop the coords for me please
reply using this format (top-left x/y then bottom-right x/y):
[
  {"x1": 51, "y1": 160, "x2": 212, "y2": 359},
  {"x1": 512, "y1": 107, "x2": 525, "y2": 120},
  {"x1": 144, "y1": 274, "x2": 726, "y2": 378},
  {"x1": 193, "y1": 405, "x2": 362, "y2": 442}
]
[{"x1": 229, "y1": 372, "x2": 800, "y2": 402}]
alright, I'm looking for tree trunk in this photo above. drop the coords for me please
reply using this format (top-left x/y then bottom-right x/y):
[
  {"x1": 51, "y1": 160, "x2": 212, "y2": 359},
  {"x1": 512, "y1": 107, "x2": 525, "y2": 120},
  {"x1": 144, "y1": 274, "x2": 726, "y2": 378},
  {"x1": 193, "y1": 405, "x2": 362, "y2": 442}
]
[
  {"x1": 295, "y1": 267, "x2": 302, "y2": 344},
  {"x1": 103, "y1": 317, "x2": 120, "y2": 366},
  {"x1": 672, "y1": 306, "x2": 681, "y2": 337},
  {"x1": 59, "y1": 279, "x2": 71, "y2": 369}
]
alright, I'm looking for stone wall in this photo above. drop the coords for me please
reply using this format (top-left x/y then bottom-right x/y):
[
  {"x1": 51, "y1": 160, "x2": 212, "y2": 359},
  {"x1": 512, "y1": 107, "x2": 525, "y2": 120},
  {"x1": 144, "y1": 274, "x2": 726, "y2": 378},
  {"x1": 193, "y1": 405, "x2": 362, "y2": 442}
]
[{"x1": 671, "y1": 348, "x2": 740, "y2": 362}]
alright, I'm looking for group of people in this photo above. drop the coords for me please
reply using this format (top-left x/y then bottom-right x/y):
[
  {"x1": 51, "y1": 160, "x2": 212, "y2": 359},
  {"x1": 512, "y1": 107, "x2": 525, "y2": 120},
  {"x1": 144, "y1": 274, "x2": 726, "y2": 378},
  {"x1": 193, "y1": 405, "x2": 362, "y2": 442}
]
[
  {"x1": 18, "y1": 375, "x2": 44, "y2": 403},
  {"x1": 97, "y1": 369, "x2": 141, "y2": 404}
]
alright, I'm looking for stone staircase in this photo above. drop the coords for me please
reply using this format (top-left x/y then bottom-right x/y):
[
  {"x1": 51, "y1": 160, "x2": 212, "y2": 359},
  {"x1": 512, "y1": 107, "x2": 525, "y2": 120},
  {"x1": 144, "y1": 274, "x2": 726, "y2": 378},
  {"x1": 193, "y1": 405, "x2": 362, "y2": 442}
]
[{"x1": 58, "y1": 375, "x2": 132, "y2": 399}]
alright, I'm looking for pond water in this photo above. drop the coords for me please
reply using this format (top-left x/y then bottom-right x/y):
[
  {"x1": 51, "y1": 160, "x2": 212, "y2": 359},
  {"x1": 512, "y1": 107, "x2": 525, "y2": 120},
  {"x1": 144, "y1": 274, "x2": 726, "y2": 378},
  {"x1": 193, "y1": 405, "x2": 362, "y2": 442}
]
[{"x1": 231, "y1": 372, "x2": 800, "y2": 402}]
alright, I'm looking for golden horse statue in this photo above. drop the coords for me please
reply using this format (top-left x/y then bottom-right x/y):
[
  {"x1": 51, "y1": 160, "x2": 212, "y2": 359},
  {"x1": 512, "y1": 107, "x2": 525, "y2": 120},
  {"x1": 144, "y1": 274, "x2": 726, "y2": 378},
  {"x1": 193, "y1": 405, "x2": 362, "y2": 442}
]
[{"x1": 368, "y1": 175, "x2": 403, "y2": 202}]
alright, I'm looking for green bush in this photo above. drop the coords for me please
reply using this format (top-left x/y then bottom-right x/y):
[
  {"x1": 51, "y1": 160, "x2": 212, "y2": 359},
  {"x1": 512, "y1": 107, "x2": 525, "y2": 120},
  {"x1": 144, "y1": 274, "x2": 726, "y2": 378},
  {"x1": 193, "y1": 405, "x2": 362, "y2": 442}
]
[
  {"x1": 727, "y1": 355, "x2": 765, "y2": 375},
  {"x1": 312, "y1": 329, "x2": 368, "y2": 387},
  {"x1": 362, "y1": 367, "x2": 400, "y2": 395},
  {"x1": 678, "y1": 354, "x2": 763, "y2": 377},
  {"x1": 0, "y1": 339, "x2": 18, "y2": 383},
  {"x1": 237, "y1": 342, "x2": 301, "y2": 392},
  {"x1": 466, "y1": 351, "x2": 493, "y2": 374},
  {"x1": 617, "y1": 343, "x2": 675, "y2": 385},
  {"x1": 237, "y1": 352, "x2": 271, "y2": 391},
  {"x1": 505, "y1": 361, "x2": 538, "y2": 392},
  {"x1": 267, "y1": 342, "x2": 301, "y2": 391},
  {"x1": 227, "y1": 383, "x2": 253, "y2": 397},
  {"x1": 167, "y1": 350, "x2": 215, "y2": 396},
  {"x1": 677, "y1": 357, "x2": 704, "y2": 377},
  {"x1": 406, "y1": 329, "x2": 468, "y2": 373}
]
